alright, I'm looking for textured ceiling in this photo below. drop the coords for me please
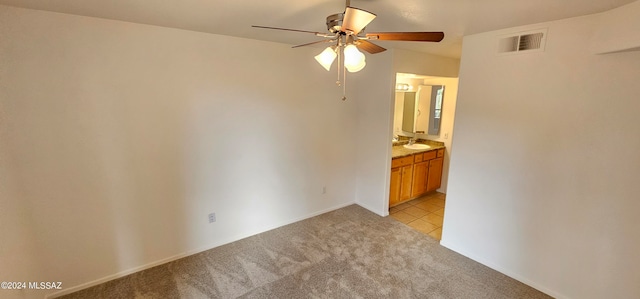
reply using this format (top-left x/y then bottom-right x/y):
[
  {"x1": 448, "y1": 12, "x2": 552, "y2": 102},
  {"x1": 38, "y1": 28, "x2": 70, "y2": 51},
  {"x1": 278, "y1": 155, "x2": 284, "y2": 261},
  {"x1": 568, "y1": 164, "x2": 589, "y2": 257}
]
[{"x1": 0, "y1": 0, "x2": 635, "y2": 58}]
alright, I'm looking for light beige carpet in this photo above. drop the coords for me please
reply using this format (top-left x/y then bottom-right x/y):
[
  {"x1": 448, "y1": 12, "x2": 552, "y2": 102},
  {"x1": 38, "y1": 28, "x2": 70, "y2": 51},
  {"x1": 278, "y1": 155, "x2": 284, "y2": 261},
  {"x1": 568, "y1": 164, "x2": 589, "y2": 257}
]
[{"x1": 60, "y1": 205, "x2": 551, "y2": 298}]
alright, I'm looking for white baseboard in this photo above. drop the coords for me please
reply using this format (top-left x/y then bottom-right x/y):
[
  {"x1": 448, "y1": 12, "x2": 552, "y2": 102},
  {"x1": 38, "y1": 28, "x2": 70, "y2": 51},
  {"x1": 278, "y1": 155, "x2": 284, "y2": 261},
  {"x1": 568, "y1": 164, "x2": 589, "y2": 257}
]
[
  {"x1": 355, "y1": 199, "x2": 387, "y2": 217},
  {"x1": 439, "y1": 239, "x2": 567, "y2": 299},
  {"x1": 46, "y1": 200, "x2": 356, "y2": 298}
]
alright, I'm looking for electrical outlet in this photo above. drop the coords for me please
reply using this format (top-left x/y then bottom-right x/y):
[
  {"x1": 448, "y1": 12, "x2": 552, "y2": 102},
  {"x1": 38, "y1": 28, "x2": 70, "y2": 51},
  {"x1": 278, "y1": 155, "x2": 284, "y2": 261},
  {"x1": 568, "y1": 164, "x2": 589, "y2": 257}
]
[
  {"x1": 322, "y1": 186, "x2": 327, "y2": 194},
  {"x1": 208, "y1": 212, "x2": 216, "y2": 223},
  {"x1": 444, "y1": 133, "x2": 449, "y2": 139}
]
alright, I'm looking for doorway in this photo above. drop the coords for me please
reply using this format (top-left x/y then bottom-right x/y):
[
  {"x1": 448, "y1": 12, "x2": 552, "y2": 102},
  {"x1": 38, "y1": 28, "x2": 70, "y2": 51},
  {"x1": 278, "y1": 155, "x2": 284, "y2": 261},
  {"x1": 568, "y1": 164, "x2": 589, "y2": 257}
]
[{"x1": 389, "y1": 73, "x2": 458, "y2": 240}]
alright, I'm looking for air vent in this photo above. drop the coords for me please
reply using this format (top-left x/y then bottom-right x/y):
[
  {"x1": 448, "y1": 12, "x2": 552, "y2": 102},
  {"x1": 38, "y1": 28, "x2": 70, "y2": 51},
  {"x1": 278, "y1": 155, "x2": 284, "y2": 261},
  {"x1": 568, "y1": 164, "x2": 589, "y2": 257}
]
[
  {"x1": 519, "y1": 33, "x2": 544, "y2": 50},
  {"x1": 498, "y1": 29, "x2": 547, "y2": 54}
]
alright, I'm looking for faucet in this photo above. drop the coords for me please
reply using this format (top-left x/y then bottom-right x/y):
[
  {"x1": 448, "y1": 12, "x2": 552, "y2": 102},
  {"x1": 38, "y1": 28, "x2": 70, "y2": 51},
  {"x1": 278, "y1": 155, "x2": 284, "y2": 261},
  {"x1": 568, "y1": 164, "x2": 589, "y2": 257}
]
[{"x1": 408, "y1": 137, "x2": 416, "y2": 145}]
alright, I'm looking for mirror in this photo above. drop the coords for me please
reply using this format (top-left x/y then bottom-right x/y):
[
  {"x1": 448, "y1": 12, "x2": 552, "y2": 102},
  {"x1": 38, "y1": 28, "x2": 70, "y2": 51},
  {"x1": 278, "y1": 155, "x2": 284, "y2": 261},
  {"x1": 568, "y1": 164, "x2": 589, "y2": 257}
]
[
  {"x1": 395, "y1": 85, "x2": 445, "y2": 136},
  {"x1": 401, "y1": 92, "x2": 417, "y2": 133}
]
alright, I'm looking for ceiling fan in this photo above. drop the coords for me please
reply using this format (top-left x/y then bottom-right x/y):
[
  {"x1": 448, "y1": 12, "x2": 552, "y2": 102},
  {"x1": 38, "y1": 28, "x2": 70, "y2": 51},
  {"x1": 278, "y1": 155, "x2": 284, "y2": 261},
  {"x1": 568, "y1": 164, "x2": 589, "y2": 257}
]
[{"x1": 252, "y1": 0, "x2": 444, "y2": 100}]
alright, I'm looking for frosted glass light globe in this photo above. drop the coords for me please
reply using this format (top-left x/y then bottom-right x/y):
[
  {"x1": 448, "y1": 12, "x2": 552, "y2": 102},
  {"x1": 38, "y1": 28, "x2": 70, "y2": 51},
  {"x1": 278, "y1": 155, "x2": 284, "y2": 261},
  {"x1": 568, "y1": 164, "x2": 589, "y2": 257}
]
[{"x1": 314, "y1": 47, "x2": 337, "y2": 71}]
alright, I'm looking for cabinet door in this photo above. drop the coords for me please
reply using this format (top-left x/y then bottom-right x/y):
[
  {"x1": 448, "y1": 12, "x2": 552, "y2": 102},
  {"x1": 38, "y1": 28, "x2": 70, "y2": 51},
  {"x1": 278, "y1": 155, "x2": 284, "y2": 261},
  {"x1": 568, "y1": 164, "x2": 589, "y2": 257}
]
[
  {"x1": 426, "y1": 157, "x2": 444, "y2": 192},
  {"x1": 411, "y1": 161, "x2": 429, "y2": 197},
  {"x1": 389, "y1": 167, "x2": 401, "y2": 206},
  {"x1": 399, "y1": 165, "x2": 413, "y2": 201}
]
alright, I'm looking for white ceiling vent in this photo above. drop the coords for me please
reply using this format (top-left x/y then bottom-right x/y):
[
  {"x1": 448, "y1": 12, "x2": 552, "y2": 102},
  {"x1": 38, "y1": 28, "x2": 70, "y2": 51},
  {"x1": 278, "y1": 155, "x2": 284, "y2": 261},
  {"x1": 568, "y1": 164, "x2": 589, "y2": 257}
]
[{"x1": 497, "y1": 29, "x2": 547, "y2": 55}]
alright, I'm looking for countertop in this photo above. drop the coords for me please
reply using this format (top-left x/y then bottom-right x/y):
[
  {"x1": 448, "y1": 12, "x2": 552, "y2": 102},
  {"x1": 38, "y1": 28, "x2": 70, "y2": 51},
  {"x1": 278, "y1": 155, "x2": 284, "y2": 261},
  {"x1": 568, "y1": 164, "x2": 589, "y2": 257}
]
[{"x1": 391, "y1": 141, "x2": 445, "y2": 159}]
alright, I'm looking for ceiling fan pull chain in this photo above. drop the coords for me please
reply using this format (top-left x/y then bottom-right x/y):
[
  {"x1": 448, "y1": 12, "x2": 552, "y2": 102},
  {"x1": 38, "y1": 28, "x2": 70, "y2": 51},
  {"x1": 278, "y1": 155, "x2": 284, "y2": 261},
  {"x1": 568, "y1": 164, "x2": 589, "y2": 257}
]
[
  {"x1": 342, "y1": 45, "x2": 347, "y2": 101},
  {"x1": 342, "y1": 70, "x2": 347, "y2": 101},
  {"x1": 336, "y1": 43, "x2": 342, "y2": 87}
]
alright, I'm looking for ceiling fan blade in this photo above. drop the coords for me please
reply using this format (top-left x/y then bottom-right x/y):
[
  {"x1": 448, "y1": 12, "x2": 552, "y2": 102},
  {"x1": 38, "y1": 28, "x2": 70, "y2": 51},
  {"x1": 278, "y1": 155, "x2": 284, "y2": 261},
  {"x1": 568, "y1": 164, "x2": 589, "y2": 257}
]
[
  {"x1": 292, "y1": 39, "x2": 333, "y2": 48},
  {"x1": 252, "y1": 25, "x2": 322, "y2": 35},
  {"x1": 342, "y1": 7, "x2": 376, "y2": 35},
  {"x1": 366, "y1": 32, "x2": 445, "y2": 42},
  {"x1": 356, "y1": 40, "x2": 387, "y2": 54}
]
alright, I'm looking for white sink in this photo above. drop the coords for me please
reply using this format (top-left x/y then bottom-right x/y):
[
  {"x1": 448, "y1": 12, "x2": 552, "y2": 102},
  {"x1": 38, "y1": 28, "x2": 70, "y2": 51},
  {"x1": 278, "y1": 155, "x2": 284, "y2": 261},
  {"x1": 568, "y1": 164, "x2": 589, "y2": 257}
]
[{"x1": 403, "y1": 144, "x2": 431, "y2": 150}]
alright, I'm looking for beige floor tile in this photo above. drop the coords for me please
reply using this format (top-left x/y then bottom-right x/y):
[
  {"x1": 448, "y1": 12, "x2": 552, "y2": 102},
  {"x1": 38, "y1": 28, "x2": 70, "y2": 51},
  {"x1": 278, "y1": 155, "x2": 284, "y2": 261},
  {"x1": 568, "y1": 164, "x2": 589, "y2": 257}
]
[
  {"x1": 394, "y1": 192, "x2": 447, "y2": 238},
  {"x1": 393, "y1": 202, "x2": 413, "y2": 211},
  {"x1": 402, "y1": 206, "x2": 429, "y2": 218},
  {"x1": 407, "y1": 219, "x2": 439, "y2": 234},
  {"x1": 419, "y1": 193, "x2": 435, "y2": 200},
  {"x1": 428, "y1": 228, "x2": 443, "y2": 240},
  {"x1": 421, "y1": 198, "x2": 437, "y2": 205},
  {"x1": 423, "y1": 195, "x2": 441, "y2": 202},
  {"x1": 413, "y1": 202, "x2": 442, "y2": 212},
  {"x1": 430, "y1": 198, "x2": 446, "y2": 208},
  {"x1": 389, "y1": 211, "x2": 418, "y2": 224},
  {"x1": 389, "y1": 206, "x2": 401, "y2": 214},
  {"x1": 432, "y1": 192, "x2": 446, "y2": 199},
  {"x1": 410, "y1": 197, "x2": 429, "y2": 205},
  {"x1": 398, "y1": 192, "x2": 446, "y2": 240},
  {"x1": 420, "y1": 213, "x2": 444, "y2": 227},
  {"x1": 433, "y1": 208, "x2": 445, "y2": 217}
]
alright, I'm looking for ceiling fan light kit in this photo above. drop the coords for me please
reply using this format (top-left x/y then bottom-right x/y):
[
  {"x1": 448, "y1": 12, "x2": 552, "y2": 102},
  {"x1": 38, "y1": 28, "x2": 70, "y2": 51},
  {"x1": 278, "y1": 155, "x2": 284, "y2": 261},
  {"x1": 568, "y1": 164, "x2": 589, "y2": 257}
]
[
  {"x1": 314, "y1": 46, "x2": 338, "y2": 71},
  {"x1": 253, "y1": 0, "x2": 444, "y2": 100},
  {"x1": 342, "y1": 7, "x2": 376, "y2": 35},
  {"x1": 343, "y1": 44, "x2": 366, "y2": 72}
]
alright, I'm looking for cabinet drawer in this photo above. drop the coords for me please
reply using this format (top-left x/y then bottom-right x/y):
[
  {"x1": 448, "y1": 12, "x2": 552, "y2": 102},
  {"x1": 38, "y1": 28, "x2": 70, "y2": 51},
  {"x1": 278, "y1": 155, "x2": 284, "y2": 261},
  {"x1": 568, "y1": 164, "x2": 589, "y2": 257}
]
[
  {"x1": 437, "y1": 149, "x2": 445, "y2": 158},
  {"x1": 414, "y1": 153, "x2": 423, "y2": 163},
  {"x1": 391, "y1": 156, "x2": 413, "y2": 168},
  {"x1": 423, "y1": 150, "x2": 437, "y2": 160}
]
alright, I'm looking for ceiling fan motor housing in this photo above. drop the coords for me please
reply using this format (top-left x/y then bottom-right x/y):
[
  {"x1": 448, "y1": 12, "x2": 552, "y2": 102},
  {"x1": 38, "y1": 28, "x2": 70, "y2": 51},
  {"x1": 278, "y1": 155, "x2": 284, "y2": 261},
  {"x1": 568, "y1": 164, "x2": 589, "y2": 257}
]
[{"x1": 326, "y1": 13, "x2": 344, "y2": 33}]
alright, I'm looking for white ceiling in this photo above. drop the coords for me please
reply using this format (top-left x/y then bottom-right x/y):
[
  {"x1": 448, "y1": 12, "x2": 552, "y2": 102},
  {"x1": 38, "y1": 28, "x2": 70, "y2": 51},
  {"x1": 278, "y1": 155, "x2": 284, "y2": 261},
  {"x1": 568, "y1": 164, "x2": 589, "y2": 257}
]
[{"x1": 0, "y1": 0, "x2": 634, "y2": 58}]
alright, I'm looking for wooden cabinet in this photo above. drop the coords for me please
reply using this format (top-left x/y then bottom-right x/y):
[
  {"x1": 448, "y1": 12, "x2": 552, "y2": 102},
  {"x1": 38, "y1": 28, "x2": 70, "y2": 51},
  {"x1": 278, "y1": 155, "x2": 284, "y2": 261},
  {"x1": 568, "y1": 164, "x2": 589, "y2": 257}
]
[
  {"x1": 391, "y1": 155, "x2": 413, "y2": 168},
  {"x1": 423, "y1": 150, "x2": 437, "y2": 160},
  {"x1": 390, "y1": 147, "x2": 445, "y2": 207},
  {"x1": 411, "y1": 161, "x2": 428, "y2": 197},
  {"x1": 399, "y1": 165, "x2": 413, "y2": 201},
  {"x1": 389, "y1": 167, "x2": 401, "y2": 206},
  {"x1": 389, "y1": 156, "x2": 413, "y2": 206},
  {"x1": 426, "y1": 157, "x2": 444, "y2": 192}
]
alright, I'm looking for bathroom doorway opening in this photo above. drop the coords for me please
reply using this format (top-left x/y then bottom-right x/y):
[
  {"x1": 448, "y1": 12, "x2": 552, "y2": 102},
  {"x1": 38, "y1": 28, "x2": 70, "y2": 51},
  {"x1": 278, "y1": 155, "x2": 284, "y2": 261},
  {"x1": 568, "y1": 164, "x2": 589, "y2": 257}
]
[{"x1": 388, "y1": 73, "x2": 459, "y2": 241}]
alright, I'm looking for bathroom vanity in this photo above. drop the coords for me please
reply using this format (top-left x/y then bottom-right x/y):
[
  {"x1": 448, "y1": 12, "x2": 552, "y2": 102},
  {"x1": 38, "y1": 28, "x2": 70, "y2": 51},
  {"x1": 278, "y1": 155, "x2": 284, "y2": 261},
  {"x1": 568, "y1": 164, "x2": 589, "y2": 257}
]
[{"x1": 390, "y1": 144, "x2": 445, "y2": 207}]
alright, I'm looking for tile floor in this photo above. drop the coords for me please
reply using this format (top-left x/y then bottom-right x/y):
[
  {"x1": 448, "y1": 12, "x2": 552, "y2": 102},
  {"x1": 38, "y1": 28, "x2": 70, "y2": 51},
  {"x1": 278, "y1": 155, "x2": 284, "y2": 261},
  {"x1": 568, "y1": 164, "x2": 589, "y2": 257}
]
[{"x1": 389, "y1": 192, "x2": 446, "y2": 240}]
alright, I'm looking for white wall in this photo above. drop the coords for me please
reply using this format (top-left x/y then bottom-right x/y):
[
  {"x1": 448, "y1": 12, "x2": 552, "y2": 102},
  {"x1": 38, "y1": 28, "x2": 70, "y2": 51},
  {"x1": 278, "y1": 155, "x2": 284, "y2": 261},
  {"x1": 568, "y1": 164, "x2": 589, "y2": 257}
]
[
  {"x1": 591, "y1": 0, "x2": 640, "y2": 54},
  {"x1": 443, "y1": 5, "x2": 640, "y2": 299},
  {"x1": 393, "y1": 49, "x2": 461, "y2": 78},
  {"x1": 352, "y1": 51, "x2": 395, "y2": 216},
  {"x1": 0, "y1": 5, "x2": 358, "y2": 298},
  {"x1": 0, "y1": 129, "x2": 45, "y2": 298}
]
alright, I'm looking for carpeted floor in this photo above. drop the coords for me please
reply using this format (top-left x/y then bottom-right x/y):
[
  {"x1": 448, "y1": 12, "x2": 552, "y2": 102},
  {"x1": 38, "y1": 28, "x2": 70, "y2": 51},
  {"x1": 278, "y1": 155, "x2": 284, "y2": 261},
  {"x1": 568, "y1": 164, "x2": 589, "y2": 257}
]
[{"x1": 60, "y1": 205, "x2": 551, "y2": 298}]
